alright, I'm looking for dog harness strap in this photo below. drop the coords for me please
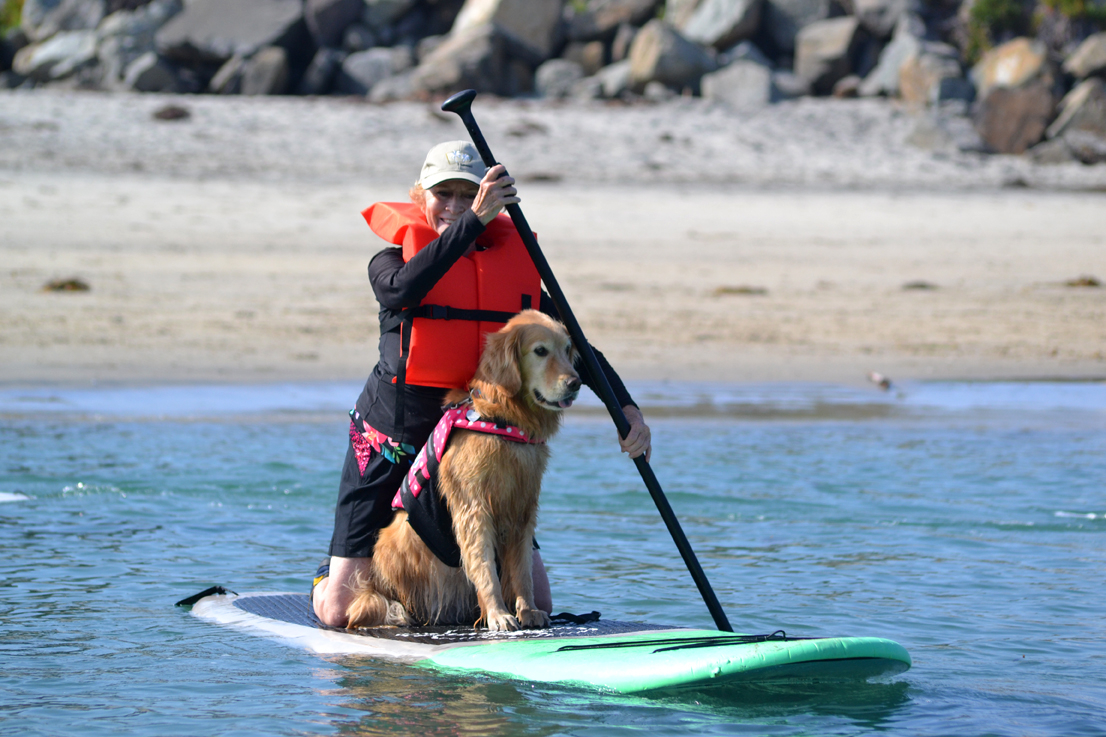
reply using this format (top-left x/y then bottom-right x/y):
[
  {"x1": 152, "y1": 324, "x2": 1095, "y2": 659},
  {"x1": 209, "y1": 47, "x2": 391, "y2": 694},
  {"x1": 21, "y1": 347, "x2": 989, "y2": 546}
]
[{"x1": 394, "y1": 406, "x2": 543, "y2": 568}]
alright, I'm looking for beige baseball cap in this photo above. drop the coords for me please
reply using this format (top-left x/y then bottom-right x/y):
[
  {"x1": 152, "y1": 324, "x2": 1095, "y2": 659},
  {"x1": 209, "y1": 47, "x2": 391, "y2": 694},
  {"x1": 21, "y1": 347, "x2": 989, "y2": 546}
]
[{"x1": 418, "y1": 141, "x2": 487, "y2": 189}]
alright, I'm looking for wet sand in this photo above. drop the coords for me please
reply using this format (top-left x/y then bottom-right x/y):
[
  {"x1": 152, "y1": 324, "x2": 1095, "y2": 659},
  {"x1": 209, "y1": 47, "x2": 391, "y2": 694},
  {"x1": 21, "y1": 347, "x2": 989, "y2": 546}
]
[{"x1": 2, "y1": 90, "x2": 1104, "y2": 386}]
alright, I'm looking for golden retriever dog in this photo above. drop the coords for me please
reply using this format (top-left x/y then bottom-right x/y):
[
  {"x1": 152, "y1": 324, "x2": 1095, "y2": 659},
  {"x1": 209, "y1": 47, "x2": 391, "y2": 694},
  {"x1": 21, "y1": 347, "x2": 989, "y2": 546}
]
[{"x1": 346, "y1": 310, "x2": 580, "y2": 631}]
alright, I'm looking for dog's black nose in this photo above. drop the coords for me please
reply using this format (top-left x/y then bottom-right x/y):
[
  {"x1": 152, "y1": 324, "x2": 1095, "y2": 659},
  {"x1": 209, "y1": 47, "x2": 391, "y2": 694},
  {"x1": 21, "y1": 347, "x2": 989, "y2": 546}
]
[{"x1": 567, "y1": 377, "x2": 581, "y2": 392}]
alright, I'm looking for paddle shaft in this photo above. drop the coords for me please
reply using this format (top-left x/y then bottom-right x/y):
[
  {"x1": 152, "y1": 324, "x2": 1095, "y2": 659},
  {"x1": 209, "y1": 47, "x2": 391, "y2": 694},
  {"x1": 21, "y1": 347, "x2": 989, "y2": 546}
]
[{"x1": 442, "y1": 90, "x2": 732, "y2": 633}]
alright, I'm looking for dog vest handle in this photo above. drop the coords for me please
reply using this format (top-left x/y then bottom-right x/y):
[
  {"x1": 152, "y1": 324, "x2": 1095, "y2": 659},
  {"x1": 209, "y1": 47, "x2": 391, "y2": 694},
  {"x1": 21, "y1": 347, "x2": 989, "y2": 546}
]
[{"x1": 443, "y1": 90, "x2": 733, "y2": 633}]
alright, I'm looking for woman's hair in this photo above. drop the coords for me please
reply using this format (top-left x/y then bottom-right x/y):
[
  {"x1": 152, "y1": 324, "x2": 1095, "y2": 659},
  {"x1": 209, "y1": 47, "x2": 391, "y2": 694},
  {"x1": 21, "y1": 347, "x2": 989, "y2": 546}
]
[{"x1": 409, "y1": 183, "x2": 426, "y2": 210}]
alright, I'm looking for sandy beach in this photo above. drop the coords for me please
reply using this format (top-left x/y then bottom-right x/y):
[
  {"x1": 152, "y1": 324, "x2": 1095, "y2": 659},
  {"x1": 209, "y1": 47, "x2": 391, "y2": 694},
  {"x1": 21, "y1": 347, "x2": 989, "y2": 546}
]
[{"x1": 2, "y1": 89, "x2": 1104, "y2": 387}]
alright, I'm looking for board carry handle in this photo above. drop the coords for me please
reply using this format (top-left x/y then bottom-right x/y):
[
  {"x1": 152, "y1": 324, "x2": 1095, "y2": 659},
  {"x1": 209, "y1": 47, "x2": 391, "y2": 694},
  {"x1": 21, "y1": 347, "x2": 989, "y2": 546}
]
[{"x1": 441, "y1": 89, "x2": 733, "y2": 633}]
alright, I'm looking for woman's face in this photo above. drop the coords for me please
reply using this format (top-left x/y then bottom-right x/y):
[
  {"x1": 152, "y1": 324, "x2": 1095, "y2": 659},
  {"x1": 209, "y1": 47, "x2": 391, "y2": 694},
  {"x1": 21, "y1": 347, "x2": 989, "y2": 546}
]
[{"x1": 424, "y1": 179, "x2": 479, "y2": 234}]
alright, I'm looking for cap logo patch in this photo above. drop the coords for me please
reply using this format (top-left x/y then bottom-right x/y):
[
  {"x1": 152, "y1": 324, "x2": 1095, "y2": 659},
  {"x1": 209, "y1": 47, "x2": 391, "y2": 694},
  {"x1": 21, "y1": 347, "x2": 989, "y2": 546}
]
[{"x1": 446, "y1": 149, "x2": 473, "y2": 166}]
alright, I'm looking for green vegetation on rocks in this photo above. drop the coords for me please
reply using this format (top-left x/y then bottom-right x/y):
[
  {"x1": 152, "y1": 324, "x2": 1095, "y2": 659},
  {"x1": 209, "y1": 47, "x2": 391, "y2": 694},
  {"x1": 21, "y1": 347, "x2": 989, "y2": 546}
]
[{"x1": 1, "y1": 0, "x2": 24, "y2": 34}]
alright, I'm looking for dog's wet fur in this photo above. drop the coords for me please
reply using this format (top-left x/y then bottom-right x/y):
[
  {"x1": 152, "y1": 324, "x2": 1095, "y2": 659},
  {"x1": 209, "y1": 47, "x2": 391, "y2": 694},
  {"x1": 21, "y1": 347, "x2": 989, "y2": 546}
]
[{"x1": 346, "y1": 311, "x2": 580, "y2": 631}]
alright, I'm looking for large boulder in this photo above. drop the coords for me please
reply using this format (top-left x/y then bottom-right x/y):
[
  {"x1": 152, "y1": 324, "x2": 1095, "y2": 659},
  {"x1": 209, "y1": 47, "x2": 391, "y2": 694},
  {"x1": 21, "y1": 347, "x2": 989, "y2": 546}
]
[
  {"x1": 21, "y1": 0, "x2": 105, "y2": 43},
  {"x1": 155, "y1": 0, "x2": 306, "y2": 65},
  {"x1": 240, "y1": 45, "x2": 288, "y2": 94},
  {"x1": 627, "y1": 19, "x2": 717, "y2": 92},
  {"x1": 857, "y1": 13, "x2": 920, "y2": 97},
  {"x1": 761, "y1": 0, "x2": 830, "y2": 54},
  {"x1": 451, "y1": 0, "x2": 563, "y2": 59},
  {"x1": 305, "y1": 0, "x2": 363, "y2": 48},
  {"x1": 701, "y1": 58, "x2": 780, "y2": 109},
  {"x1": 12, "y1": 28, "x2": 97, "y2": 81},
  {"x1": 534, "y1": 57, "x2": 584, "y2": 97},
  {"x1": 96, "y1": 0, "x2": 183, "y2": 87},
  {"x1": 1063, "y1": 32, "x2": 1106, "y2": 81},
  {"x1": 971, "y1": 37, "x2": 1057, "y2": 154},
  {"x1": 1046, "y1": 77, "x2": 1106, "y2": 141},
  {"x1": 566, "y1": 0, "x2": 661, "y2": 43},
  {"x1": 678, "y1": 0, "x2": 761, "y2": 50},
  {"x1": 408, "y1": 22, "x2": 538, "y2": 98},
  {"x1": 793, "y1": 16, "x2": 861, "y2": 95},
  {"x1": 898, "y1": 42, "x2": 972, "y2": 105}
]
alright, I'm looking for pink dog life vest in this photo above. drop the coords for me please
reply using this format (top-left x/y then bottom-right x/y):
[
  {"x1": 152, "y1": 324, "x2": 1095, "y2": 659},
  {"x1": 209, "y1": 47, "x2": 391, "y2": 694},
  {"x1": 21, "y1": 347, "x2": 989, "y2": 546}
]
[{"x1": 392, "y1": 404, "x2": 543, "y2": 567}]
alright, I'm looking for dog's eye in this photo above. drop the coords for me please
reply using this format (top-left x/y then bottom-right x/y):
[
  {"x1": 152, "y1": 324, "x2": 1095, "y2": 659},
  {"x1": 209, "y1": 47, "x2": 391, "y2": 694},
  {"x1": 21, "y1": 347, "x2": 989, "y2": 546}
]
[{"x1": 533, "y1": 346, "x2": 548, "y2": 357}]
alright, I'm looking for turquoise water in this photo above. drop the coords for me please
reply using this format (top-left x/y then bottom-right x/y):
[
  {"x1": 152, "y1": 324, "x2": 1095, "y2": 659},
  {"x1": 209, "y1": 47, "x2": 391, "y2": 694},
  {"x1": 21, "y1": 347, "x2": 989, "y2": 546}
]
[{"x1": 2, "y1": 380, "x2": 1104, "y2": 736}]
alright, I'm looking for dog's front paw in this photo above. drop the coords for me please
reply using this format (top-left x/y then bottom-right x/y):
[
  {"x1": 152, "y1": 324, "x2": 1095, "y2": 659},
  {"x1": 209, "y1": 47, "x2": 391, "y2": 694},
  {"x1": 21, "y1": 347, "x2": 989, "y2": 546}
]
[
  {"x1": 518, "y1": 608, "x2": 550, "y2": 629},
  {"x1": 487, "y1": 611, "x2": 521, "y2": 632}
]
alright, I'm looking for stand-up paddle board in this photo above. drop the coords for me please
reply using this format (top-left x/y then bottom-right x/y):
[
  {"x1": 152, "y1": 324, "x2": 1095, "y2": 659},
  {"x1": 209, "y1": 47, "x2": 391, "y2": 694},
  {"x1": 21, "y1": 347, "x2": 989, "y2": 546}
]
[{"x1": 184, "y1": 590, "x2": 910, "y2": 693}]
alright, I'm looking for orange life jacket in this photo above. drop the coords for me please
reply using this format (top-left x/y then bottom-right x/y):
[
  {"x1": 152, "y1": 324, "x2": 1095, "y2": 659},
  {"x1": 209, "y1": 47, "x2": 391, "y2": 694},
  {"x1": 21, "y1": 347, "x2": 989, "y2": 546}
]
[{"x1": 362, "y1": 201, "x2": 542, "y2": 390}]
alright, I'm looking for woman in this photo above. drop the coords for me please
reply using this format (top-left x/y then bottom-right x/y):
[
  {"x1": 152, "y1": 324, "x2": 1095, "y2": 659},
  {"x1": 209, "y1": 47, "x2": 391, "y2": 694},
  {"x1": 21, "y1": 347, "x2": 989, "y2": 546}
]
[{"x1": 313, "y1": 141, "x2": 652, "y2": 627}]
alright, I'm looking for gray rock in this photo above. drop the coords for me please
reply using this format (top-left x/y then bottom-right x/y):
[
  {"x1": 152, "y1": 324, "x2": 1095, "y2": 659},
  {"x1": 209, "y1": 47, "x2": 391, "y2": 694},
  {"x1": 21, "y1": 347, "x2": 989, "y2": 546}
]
[
  {"x1": 21, "y1": 0, "x2": 105, "y2": 43},
  {"x1": 643, "y1": 79, "x2": 676, "y2": 100},
  {"x1": 794, "y1": 16, "x2": 861, "y2": 95},
  {"x1": 1027, "y1": 136, "x2": 1078, "y2": 165},
  {"x1": 762, "y1": 0, "x2": 830, "y2": 54},
  {"x1": 701, "y1": 58, "x2": 775, "y2": 109},
  {"x1": 336, "y1": 46, "x2": 396, "y2": 94},
  {"x1": 297, "y1": 47, "x2": 345, "y2": 94},
  {"x1": 717, "y1": 39, "x2": 772, "y2": 68},
  {"x1": 367, "y1": 67, "x2": 415, "y2": 101},
  {"x1": 1064, "y1": 130, "x2": 1106, "y2": 164},
  {"x1": 155, "y1": 0, "x2": 305, "y2": 65},
  {"x1": 12, "y1": 29, "x2": 97, "y2": 81},
  {"x1": 305, "y1": 0, "x2": 363, "y2": 48},
  {"x1": 627, "y1": 19, "x2": 717, "y2": 92},
  {"x1": 898, "y1": 43, "x2": 965, "y2": 106},
  {"x1": 451, "y1": 0, "x2": 564, "y2": 59},
  {"x1": 770, "y1": 68, "x2": 808, "y2": 97},
  {"x1": 571, "y1": 58, "x2": 633, "y2": 98},
  {"x1": 680, "y1": 0, "x2": 762, "y2": 50},
  {"x1": 408, "y1": 23, "x2": 537, "y2": 98},
  {"x1": 362, "y1": 0, "x2": 417, "y2": 30},
  {"x1": 1063, "y1": 32, "x2": 1106, "y2": 80},
  {"x1": 1047, "y1": 77, "x2": 1106, "y2": 140},
  {"x1": 853, "y1": 0, "x2": 913, "y2": 39},
  {"x1": 122, "y1": 50, "x2": 179, "y2": 91},
  {"x1": 562, "y1": 40, "x2": 606, "y2": 75},
  {"x1": 567, "y1": 0, "x2": 661, "y2": 43},
  {"x1": 832, "y1": 73, "x2": 860, "y2": 97},
  {"x1": 240, "y1": 45, "x2": 288, "y2": 95},
  {"x1": 857, "y1": 16, "x2": 920, "y2": 97},
  {"x1": 96, "y1": 0, "x2": 183, "y2": 87},
  {"x1": 208, "y1": 53, "x2": 244, "y2": 93},
  {"x1": 535, "y1": 57, "x2": 585, "y2": 97},
  {"x1": 611, "y1": 23, "x2": 637, "y2": 63},
  {"x1": 343, "y1": 23, "x2": 377, "y2": 53}
]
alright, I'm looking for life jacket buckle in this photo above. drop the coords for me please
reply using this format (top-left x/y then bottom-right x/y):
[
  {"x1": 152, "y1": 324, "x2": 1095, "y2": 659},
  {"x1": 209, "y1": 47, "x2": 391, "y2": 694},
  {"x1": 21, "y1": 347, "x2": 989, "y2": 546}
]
[{"x1": 430, "y1": 305, "x2": 449, "y2": 320}]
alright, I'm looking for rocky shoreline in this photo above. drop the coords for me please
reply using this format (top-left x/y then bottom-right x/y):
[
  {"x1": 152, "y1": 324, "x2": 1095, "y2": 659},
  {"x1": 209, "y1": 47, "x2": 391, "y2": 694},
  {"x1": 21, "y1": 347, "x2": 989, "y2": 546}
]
[
  {"x1": 2, "y1": 0, "x2": 1105, "y2": 168},
  {"x1": 3, "y1": 87, "x2": 1106, "y2": 190}
]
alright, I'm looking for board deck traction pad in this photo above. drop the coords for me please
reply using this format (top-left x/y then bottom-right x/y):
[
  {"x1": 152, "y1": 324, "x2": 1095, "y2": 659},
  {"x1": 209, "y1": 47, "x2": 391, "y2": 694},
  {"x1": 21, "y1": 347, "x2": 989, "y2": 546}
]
[{"x1": 195, "y1": 593, "x2": 911, "y2": 693}]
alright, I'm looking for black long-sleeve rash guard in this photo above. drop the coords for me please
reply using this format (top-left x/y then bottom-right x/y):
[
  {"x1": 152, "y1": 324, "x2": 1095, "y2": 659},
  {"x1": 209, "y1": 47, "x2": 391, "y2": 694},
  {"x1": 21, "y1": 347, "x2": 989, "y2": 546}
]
[{"x1": 354, "y1": 209, "x2": 636, "y2": 443}]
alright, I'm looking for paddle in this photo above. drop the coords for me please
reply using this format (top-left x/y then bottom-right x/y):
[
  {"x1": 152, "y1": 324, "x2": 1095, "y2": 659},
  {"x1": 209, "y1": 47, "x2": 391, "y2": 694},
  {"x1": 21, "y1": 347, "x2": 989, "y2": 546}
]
[{"x1": 441, "y1": 89, "x2": 733, "y2": 633}]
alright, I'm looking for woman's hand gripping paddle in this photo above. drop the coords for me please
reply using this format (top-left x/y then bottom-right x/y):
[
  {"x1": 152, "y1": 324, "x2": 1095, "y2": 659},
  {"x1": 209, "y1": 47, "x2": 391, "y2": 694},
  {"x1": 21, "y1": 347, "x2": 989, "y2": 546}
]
[{"x1": 441, "y1": 89, "x2": 733, "y2": 633}]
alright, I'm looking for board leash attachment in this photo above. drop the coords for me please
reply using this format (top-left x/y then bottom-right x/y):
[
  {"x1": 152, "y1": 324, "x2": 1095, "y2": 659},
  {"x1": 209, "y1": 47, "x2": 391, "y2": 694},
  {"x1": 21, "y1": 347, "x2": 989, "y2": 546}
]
[{"x1": 175, "y1": 586, "x2": 237, "y2": 607}]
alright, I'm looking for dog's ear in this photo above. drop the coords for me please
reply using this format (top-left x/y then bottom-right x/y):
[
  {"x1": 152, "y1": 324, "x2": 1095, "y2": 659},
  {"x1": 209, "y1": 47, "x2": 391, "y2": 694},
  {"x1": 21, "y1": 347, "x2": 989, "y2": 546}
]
[{"x1": 479, "y1": 325, "x2": 523, "y2": 397}]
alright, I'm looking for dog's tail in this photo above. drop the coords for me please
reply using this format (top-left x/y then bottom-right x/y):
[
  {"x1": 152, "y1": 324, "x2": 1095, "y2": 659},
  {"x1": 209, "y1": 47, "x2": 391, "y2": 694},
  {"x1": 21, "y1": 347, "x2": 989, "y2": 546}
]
[{"x1": 345, "y1": 570, "x2": 413, "y2": 629}]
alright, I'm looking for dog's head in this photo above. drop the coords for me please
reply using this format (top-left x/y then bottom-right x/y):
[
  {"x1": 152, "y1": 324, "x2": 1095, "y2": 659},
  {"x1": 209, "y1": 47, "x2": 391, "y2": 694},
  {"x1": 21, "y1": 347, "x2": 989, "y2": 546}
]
[{"x1": 475, "y1": 310, "x2": 581, "y2": 412}]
